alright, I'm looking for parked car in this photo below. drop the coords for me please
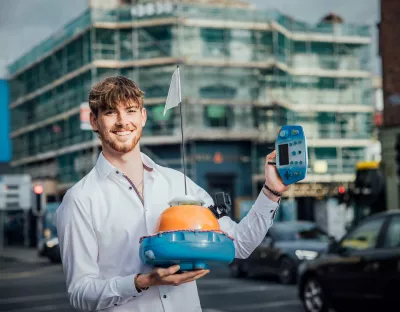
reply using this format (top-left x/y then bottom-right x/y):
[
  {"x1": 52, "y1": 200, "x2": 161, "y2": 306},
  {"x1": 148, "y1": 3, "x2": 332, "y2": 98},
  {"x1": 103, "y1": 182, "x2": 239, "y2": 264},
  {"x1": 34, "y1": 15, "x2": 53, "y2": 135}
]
[
  {"x1": 229, "y1": 221, "x2": 331, "y2": 284},
  {"x1": 298, "y1": 211, "x2": 400, "y2": 312}
]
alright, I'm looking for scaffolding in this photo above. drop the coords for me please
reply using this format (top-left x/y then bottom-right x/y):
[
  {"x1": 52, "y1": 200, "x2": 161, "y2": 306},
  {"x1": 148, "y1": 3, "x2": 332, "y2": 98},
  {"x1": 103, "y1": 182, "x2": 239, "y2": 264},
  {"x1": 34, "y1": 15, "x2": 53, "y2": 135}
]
[{"x1": 8, "y1": 2, "x2": 375, "y2": 191}]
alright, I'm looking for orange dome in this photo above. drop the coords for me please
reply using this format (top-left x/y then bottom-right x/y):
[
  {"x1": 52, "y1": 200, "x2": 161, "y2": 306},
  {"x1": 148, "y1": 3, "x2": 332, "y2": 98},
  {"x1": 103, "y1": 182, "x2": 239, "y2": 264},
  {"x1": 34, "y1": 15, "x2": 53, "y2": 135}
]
[{"x1": 155, "y1": 205, "x2": 221, "y2": 233}]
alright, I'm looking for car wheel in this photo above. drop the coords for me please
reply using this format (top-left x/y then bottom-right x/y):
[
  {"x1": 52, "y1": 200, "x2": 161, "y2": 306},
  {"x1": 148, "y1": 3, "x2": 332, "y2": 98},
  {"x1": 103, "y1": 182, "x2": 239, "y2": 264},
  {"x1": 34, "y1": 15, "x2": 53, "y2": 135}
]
[
  {"x1": 278, "y1": 256, "x2": 295, "y2": 284},
  {"x1": 302, "y1": 277, "x2": 329, "y2": 312},
  {"x1": 229, "y1": 261, "x2": 248, "y2": 278}
]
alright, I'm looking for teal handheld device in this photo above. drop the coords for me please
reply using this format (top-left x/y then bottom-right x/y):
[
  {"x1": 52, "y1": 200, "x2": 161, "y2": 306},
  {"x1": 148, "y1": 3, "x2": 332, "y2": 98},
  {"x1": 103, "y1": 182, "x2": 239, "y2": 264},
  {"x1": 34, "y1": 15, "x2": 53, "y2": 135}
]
[{"x1": 275, "y1": 125, "x2": 308, "y2": 185}]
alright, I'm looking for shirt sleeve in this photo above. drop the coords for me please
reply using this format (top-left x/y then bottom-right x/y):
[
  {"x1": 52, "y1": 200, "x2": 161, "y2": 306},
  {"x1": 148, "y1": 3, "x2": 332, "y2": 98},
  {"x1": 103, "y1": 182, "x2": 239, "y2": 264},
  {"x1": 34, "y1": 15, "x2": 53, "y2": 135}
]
[
  {"x1": 55, "y1": 188, "x2": 143, "y2": 311},
  {"x1": 218, "y1": 190, "x2": 279, "y2": 259},
  {"x1": 186, "y1": 178, "x2": 279, "y2": 259}
]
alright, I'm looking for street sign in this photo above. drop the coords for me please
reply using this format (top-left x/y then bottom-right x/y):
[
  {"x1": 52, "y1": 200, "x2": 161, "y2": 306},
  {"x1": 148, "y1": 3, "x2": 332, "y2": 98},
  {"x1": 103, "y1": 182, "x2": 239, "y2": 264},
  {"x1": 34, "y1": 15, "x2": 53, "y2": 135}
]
[{"x1": 0, "y1": 174, "x2": 32, "y2": 211}]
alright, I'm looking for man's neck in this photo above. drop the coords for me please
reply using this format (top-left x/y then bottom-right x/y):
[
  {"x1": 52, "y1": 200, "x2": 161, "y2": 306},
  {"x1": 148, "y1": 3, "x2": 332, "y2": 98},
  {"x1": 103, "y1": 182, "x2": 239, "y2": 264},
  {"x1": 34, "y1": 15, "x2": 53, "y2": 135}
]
[{"x1": 102, "y1": 145, "x2": 144, "y2": 182}]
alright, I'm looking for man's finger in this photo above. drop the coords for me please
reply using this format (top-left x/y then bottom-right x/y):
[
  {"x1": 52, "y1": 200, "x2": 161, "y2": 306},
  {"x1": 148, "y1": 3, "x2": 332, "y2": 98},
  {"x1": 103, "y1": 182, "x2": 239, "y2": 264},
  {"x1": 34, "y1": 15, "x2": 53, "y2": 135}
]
[
  {"x1": 166, "y1": 265, "x2": 180, "y2": 276},
  {"x1": 178, "y1": 270, "x2": 210, "y2": 285},
  {"x1": 179, "y1": 269, "x2": 209, "y2": 283},
  {"x1": 176, "y1": 269, "x2": 207, "y2": 281},
  {"x1": 163, "y1": 269, "x2": 207, "y2": 284},
  {"x1": 156, "y1": 265, "x2": 180, "y2": 278},
  {"x1": 192, "y1": 270, "x2": 210, "y2": 280},
  {"x1": 266, "y1": 150, "x2": 276, "y2": 162}
]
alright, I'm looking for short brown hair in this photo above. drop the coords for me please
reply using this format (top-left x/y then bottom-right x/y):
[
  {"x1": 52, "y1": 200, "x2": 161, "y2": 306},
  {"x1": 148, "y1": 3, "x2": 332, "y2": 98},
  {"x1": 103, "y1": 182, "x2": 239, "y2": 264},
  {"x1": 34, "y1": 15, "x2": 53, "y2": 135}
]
[{"x1": 89, "y1": 76, "x2": 145, "y2": 116}]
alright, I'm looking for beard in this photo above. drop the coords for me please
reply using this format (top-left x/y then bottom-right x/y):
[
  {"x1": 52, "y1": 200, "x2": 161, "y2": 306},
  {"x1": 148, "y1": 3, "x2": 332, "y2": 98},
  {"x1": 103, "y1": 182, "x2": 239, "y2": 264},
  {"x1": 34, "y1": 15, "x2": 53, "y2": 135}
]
[{"x1": 98, "y1": 126, "x2": 142, "y2": 153}]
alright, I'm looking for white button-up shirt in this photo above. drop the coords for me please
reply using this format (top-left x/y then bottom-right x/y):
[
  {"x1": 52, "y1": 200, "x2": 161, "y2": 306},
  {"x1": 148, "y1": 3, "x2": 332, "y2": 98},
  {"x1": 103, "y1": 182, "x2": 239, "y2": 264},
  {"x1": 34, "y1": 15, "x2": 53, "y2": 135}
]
[{"x1": 55, "y1": 152, "x2": 279, "y2": 312}]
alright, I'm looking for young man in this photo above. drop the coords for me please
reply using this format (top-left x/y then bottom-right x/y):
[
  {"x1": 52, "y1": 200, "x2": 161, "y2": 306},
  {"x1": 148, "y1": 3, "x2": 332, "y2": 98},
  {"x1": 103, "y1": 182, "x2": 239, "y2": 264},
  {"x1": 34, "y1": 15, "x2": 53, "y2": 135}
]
[{"x1": 55, "y1": 76, "x2": 289, "y2": 312}]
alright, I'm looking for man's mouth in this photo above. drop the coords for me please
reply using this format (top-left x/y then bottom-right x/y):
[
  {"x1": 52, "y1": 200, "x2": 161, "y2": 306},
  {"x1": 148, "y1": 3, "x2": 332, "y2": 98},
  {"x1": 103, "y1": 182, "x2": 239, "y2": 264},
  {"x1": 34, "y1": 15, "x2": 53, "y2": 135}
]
[{"x1": 112, "y1": 130, "x2": 133, "y2": 136}]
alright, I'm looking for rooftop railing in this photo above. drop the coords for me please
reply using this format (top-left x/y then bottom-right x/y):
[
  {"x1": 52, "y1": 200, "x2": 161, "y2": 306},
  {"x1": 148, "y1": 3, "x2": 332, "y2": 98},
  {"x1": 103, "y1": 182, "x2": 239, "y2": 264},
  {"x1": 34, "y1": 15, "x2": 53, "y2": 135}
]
[{"x1": 8, "y1": 4, "x2": 371, "y2": 76}]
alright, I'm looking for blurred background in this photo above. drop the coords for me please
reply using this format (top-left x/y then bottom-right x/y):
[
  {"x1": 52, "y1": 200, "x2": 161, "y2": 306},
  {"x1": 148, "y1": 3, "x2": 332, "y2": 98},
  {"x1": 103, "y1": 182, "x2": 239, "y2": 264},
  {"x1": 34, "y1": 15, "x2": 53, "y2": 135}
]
[{"x1": 0, "y1": 1, "x2": 399, "y2": 312}]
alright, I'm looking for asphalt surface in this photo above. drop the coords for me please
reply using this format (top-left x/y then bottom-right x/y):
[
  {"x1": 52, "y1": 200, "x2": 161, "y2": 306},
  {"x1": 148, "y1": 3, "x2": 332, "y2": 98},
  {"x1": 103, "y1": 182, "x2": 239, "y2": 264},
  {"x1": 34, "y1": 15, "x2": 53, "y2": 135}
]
[{"x1": 0, "y1": 256, "x2": 303, "y2": 312}]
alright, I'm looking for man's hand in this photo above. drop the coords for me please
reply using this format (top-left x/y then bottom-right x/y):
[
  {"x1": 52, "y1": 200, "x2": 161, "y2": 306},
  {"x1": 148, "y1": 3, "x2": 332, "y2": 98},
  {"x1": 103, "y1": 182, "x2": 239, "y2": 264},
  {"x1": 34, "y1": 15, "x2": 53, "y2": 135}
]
[
  {"x1": 264, "y1": 150, "x2": 290, "y2": 202},
  {"x1": 135, "y1": 265, "x2": 210, "y2": 290}
]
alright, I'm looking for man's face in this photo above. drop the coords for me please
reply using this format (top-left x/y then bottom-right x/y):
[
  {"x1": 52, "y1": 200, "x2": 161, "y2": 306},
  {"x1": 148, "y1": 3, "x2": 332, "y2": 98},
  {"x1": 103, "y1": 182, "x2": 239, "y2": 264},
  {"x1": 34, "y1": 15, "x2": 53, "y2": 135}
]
[{"x1": 90, "y1": 101, "x2": 147, "y2": 154}]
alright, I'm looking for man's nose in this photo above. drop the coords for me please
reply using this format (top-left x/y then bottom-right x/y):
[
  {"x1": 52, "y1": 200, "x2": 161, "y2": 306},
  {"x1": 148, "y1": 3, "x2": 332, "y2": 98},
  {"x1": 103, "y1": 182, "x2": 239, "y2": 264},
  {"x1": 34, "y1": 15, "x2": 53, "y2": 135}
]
[{"x1": 116, "y1": 112, "x2": 129, "y2": 125}]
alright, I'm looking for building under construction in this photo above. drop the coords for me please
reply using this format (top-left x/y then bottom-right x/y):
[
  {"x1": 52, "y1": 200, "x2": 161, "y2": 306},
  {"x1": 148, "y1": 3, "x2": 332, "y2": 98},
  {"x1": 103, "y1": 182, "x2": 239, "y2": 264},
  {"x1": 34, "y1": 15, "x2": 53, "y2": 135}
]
[{"x1": 8, "y1": 0, "x2": 376, "y2": 220}]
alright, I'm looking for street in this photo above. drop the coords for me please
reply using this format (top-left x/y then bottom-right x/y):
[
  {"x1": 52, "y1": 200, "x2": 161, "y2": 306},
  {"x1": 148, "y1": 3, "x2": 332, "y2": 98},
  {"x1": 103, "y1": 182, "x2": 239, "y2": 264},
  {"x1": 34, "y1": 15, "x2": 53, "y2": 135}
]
[{"x1": 0, "y1": 251, "x2": 302, "y2": 312}]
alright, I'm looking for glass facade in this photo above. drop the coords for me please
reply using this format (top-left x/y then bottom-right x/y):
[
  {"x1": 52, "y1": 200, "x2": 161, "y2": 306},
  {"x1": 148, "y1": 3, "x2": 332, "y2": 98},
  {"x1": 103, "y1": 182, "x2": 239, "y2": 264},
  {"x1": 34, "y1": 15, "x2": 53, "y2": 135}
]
[{"x1": 8, "y1": 3, "x2": 375, "y2": 189}]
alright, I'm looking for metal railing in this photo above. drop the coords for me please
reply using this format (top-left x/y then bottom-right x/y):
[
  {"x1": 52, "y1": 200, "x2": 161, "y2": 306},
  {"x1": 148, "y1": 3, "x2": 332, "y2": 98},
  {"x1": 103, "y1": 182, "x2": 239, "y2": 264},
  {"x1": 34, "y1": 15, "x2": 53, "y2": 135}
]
[{"x1": 8, "y1": 4, "x2": 371, "y2": 76}]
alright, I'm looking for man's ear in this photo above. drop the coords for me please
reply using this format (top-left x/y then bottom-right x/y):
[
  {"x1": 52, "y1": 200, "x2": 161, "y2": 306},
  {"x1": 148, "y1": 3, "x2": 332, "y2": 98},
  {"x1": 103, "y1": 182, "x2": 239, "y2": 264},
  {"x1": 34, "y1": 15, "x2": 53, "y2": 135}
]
[
  {"x1": 141, "y1": 108, "x2": 147, "y2": 127},
  {"x1": 90, "y1": 112, "x2": 99, "y2": 132}
]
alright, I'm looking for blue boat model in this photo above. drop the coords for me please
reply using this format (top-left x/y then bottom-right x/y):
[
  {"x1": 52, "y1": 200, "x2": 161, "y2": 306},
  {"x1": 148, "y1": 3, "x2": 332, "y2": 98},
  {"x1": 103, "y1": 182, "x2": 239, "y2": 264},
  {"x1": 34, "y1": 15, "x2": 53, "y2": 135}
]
[{"x1": 139, "y1": 230, "x2": 235, "y2": 271}]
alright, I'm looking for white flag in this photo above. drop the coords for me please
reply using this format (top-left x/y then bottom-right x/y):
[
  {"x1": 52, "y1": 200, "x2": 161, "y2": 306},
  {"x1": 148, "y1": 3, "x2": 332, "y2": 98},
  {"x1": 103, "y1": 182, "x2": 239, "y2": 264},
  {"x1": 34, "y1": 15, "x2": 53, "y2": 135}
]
[{"x1": 163, "y1": 67, "x2": 182, "y2": 116}]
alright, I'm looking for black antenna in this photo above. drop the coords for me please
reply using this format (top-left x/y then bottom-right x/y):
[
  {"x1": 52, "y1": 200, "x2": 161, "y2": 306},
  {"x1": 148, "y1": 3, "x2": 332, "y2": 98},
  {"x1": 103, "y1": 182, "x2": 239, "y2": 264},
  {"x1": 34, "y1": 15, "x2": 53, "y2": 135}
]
[{"x1": 177, "y1": 65, "x2": 188, "y2": 195}]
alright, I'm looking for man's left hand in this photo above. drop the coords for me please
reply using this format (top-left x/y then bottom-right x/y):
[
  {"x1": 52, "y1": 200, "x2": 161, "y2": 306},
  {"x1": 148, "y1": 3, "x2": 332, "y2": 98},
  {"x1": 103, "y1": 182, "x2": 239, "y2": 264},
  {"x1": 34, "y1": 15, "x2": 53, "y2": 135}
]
[{"x1": 263, "y1": 150, "x2": 289, "y2": 202}]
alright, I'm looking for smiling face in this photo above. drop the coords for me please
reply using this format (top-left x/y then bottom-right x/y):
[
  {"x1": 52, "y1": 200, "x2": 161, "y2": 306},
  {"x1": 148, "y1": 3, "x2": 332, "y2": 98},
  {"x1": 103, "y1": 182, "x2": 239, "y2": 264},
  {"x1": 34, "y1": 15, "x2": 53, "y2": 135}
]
[
  {"x1": 88, "y1": 76, "x2": 146, "y2": 155},
  {"x1": 90, "y1": 101, "x2": 147, "y2": 154}
]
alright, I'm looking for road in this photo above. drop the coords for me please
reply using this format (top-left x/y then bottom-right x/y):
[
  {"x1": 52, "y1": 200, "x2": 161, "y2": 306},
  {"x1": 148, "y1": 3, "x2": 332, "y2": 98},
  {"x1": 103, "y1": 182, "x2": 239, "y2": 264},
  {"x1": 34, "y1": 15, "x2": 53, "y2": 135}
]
[{"x1": 0, "y1": 257, "x2": 302, "y2": 312}]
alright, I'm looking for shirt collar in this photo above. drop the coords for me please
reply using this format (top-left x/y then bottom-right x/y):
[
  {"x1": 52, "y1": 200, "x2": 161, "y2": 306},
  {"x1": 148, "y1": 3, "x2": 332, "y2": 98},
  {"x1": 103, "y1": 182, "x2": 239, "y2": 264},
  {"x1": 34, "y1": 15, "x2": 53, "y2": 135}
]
[{"x1": 96, "y1": 152, "x2": 155, "y2": 180}]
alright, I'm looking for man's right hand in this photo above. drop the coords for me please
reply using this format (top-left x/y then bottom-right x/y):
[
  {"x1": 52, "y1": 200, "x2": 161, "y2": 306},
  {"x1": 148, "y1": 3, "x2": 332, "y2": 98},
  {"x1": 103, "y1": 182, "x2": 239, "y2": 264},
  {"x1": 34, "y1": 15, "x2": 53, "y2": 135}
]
[{"x1": 135, "y1": 265, "x2": 210, "y2": 289}]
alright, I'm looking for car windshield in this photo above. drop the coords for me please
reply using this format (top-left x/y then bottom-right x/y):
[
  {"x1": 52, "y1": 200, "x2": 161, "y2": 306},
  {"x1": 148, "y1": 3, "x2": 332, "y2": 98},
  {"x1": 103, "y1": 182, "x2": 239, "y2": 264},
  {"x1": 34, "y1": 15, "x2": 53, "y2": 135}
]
[
  {"x1": 273, "y1": 223, "x2": 330, "y2": 242},
  {"x1": 297, "y1": 226, "x2": 330, "y2": 242}
]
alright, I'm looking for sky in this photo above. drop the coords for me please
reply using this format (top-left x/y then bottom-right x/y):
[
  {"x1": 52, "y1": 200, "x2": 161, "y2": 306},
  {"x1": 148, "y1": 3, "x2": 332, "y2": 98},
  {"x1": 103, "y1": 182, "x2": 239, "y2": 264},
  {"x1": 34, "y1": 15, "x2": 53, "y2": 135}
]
[{"x1": 0, "y1": 0, "x2": 380, "y2": 79}]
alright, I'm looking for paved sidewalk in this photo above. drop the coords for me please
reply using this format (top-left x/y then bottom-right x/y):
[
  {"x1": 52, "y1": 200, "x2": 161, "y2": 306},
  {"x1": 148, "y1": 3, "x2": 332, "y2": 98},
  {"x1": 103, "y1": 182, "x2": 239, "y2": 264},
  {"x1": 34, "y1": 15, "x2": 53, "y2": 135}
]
[{"x1": 0, "y1": 246, "x2": 49, "y2": 265}]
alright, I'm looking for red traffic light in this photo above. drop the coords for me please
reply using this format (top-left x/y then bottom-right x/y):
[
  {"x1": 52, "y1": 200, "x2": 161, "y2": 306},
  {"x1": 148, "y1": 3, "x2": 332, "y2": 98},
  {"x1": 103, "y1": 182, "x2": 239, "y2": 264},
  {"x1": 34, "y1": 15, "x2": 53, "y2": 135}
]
[
  {"x1": 338, "y1": 186, "x2": 345, "y2": 194},
  {"x1": 33, "y1": 185, "x2": 44, "y2": 195}
]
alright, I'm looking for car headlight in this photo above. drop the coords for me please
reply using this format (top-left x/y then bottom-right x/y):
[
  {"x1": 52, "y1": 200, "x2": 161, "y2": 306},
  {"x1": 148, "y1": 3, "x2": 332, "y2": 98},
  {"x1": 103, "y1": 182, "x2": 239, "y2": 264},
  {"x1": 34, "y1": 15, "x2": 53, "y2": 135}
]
[
  {"x1": 46, "y1": 237, "x2": 59, "y2": 248},
  {"x1": 43, "y1": 228, "x2": 52, "y2": 239},
  {"x1": 295, "y1": 249, "x2": 318, "y2": 260}
]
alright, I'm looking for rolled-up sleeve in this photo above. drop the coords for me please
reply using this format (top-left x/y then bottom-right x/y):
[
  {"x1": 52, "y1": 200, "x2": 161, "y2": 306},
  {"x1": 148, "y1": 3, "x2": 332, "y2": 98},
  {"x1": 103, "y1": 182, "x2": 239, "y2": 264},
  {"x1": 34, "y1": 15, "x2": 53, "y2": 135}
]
[
  {"x1": 55, "y1": 188, "x2": 142, "y2": 311},
  {"x1": 218, "y1": 190, "x2": 279, "y2": 259}
]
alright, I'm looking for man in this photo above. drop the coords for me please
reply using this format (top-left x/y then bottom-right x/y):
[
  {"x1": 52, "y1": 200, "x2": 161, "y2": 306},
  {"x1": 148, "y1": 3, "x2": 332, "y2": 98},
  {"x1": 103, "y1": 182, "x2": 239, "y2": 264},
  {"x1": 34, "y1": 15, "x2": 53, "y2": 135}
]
[{"x1": 55, "y1": 76, "x2": 289, "y2": 312}]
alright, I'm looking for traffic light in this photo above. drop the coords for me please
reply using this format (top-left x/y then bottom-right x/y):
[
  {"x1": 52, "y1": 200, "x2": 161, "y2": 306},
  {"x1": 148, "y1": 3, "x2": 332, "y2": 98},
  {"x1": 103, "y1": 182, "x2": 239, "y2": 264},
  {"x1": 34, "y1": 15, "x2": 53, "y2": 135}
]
[
  {"x1": 32, "y1": 184, "x2": 46, "y2": 216},
  {"x1": 337, "y1": 185, "x2": 350, "y2": 205},
  {"x1": 396, "y1": 135, "x2": 400, "y2": 178}
]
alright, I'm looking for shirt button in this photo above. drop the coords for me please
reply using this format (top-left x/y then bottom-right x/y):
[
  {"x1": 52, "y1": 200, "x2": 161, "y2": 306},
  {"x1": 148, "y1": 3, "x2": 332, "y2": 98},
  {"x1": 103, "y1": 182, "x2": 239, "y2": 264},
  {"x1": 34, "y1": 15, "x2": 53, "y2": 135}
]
[
  {"x1": 163, "y1": 295, "x2": 167, "y2": 299},
  {"x1": 114, "y1": 304, "x2": 117, "y2": 306},
  {"x1": 116, "y1": 170, "x2": 119, "y2": 174},
  {"x1": 129, "y1": 187, "x2": 132, "y2": 190}
]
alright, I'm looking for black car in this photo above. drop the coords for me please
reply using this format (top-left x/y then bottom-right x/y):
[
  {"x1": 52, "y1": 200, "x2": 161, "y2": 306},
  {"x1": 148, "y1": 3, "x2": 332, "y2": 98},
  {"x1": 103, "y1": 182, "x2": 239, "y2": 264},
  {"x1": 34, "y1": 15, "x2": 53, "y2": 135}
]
[
  {"x1": 229, "y1": 221, "x2": 331, "y2": 284},
  {"x1": 298, "y1": 211, "x2": 400, "y2": 312}
]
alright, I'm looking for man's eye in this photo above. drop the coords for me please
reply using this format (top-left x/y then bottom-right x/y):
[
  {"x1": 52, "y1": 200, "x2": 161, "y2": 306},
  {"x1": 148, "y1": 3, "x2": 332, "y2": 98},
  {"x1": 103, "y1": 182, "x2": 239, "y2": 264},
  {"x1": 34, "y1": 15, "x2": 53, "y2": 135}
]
[
  {"x1": 127, "y1": 109, "x2": 137, "y2": 113},
  {"x1": 105, "y1": 111, "x2": 115, "y2": 115}
]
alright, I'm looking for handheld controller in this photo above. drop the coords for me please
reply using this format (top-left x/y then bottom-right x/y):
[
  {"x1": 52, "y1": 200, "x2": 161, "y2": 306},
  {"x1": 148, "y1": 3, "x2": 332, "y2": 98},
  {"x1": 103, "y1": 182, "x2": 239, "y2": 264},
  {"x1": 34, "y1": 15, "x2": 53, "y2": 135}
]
[{"x1": 275, "y1": 125, "x2": 308, "y2": 185}]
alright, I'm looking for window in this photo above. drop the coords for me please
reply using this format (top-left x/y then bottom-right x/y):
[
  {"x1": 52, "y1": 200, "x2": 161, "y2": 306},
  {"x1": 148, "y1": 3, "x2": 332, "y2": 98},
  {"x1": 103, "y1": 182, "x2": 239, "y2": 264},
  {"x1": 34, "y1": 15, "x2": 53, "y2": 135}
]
[
  {"x1": 340, "y1": 217, "x2": 384, "y2": 251},
  {"x1": 268, "y1": 226, "x2": 296, "y2": 241},
  {"x1": 205, "y1": 106, "x2": 233, "y2": 128},
  {"x1": 297, "y1": 226, "x2": 330, "y2": 242},
  {"x1": 383, "y1": 216, "x2": 400, "y2": 248}
]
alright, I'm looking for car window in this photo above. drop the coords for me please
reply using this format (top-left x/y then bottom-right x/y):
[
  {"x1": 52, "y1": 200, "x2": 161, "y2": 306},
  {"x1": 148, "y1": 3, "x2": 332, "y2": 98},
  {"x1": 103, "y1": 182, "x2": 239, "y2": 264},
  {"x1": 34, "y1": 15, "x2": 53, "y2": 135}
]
[
  {"x1": 383, "y1": 216, "x2": 400, "y2": 248},
  {"x1": 340, "y1": 217, "x2": 385, "y2": 251},
  {"x1": 273, "y1": 228, "x2": 296, "y2": 241},
  {"x1": 297, "y1": 226, "x2": 330, "y2": 242},
  {"x1": 270, "y1": 223, "x2": 329, "y2": 242}
]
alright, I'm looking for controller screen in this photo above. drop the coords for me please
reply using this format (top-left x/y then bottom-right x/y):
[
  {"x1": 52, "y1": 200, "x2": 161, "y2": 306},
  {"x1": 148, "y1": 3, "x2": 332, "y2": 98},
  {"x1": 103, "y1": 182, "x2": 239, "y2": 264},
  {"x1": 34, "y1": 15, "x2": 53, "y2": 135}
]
[{"x1": 278, "y1": 144, "x2": 289, "y2": 166}]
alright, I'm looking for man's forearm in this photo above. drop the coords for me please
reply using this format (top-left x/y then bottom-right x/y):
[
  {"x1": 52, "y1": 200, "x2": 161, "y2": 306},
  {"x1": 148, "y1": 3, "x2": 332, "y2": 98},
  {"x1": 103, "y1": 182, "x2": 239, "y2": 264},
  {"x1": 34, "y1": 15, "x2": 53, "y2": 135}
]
[
  {"x1": 219, "y1": 190, "x2": 279, "y2": 259},
  {"x1": 262, "y1": 186, "x2": 281, "y2": 203}
]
